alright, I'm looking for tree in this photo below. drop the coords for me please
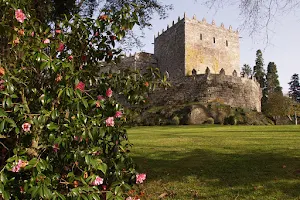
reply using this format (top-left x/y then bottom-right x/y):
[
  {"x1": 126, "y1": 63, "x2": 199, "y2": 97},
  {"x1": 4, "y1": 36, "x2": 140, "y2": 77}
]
[
  {"x1": 241, "y1": 64, "x2": 252, "y2": 77},
  {"x1": 253, "y1": 50, "x2": 265, "y2": 88},
  {"x1": 0, "y1": 0, "x2": 172, "y2": 53},
  {"x1": 202, "y1": 0, "x2": 300, "y2": 38},
  {"x1": 288, "y1": 73, "x2": 300, "y2": 103},
  {"x1": 0, "y1": 1, "x2": 167, "y2": 199},
  {"x1": 264, "y1": 92, "x2": 291, "y2": 124},
  {"x1": 265, "y1": 62, "x2": 282, "y2": 95}
]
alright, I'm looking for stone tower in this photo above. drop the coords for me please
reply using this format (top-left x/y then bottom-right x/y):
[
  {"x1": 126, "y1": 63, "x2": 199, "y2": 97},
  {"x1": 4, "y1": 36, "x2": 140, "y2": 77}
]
[{"x1": 154, "y1": 14, "x2": 240, "y2": 80}]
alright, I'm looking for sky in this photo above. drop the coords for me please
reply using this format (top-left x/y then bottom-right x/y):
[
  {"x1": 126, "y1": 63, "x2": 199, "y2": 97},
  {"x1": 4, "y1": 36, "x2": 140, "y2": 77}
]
[{"x1": 132, "y1": 0, "x2": 300, "y2": 94}]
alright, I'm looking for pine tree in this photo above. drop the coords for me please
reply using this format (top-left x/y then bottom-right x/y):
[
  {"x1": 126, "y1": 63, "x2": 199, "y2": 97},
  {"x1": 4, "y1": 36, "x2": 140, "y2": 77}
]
[
  {"x1": 265, "y1": 62, "x2": 282, "y2": 95},
  {"x1": 253, "y1": 49, "x2": 266, "y2": 88},
  {"x1": 288, "y1": 73, "x2": 300, "y2": 102}
]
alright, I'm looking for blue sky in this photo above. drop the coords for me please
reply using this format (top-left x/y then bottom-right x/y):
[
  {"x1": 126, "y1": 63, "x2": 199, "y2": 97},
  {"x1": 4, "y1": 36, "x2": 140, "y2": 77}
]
[{"x1": 132, "y1": 0, "x2": 300, "y2": 93}]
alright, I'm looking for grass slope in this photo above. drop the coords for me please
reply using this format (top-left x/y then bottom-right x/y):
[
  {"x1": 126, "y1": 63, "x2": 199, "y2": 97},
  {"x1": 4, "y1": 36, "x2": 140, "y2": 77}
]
[{"x1": 128, "y1": 125, "x2": 300, "y2": 200}]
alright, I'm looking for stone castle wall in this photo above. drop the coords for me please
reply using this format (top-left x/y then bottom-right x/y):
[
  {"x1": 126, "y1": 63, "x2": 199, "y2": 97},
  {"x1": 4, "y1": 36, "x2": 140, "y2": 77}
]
[
  {"x1": 185, "y1": 16, "x2": 240, "y2": 76},
  {"x1": 154, "y1": 15, "x2": 240, "y2": 80},
  {"x1": 148, "y1": 74, "x2": 262, "y2": 112},
  {"x1": 115, "y1": 14, "x2": 261, "y2": 112},
  {"x1": 154, "y1": 18, "x2": 185, "y2": 79}
]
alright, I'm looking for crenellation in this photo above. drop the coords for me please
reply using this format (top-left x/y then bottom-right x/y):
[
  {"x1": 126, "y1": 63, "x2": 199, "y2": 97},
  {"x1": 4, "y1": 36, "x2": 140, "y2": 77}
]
[{"x1": 212, "y1": 20, "x2": 216, "y2": 25}]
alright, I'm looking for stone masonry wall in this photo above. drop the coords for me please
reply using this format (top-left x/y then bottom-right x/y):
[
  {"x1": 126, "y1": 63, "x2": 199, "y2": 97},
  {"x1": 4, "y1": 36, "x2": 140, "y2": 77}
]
[
  {"x1": 100, "y1": 52, "x2": 157, "y2": 74},
  {"x1": 148, "y1": 74, "x2": 262, "y2": 112},
  {"x1": 154, "y1": 18, "x2": 185, "y2": 80},
  {"x1": 185, "y1": 16, "x2": 240, "y2": 76}
]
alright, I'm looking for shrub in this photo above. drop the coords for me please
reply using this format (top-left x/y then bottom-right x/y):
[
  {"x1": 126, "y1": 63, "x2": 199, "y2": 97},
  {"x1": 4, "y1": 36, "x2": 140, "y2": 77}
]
[
  {"x1": 0, "y1": 2, "x2": 166, "y2": 199},
  {"x1": 225, "y1": 115, "x2": 237, "y2": 125},
  {"x1": 205, "y1": 117, "x2": 215, "y2": 124},
  {"x1": 216, "y1": 111, "x2": 226, "y2": 124},
  {"x1": 171, "y1": 116, "x2": 180, "y2": 125}
]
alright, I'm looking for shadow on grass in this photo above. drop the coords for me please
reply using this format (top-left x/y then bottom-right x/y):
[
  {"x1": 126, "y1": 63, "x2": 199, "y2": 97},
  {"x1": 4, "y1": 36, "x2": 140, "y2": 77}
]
[{"x1": 132, "y1": 149, "x2": 300, "y2": 198}]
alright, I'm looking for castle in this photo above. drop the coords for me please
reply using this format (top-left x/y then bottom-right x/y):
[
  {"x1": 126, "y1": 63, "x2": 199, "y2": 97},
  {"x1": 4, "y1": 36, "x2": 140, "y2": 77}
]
[{"x1": 118, "y1": 14, "x2": 262, "y2": 112}]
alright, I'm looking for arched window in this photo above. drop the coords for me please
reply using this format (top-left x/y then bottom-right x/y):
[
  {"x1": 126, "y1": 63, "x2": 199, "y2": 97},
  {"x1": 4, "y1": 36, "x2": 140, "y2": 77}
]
[
  {"x1": 200, "y1": 34, "x2": 203, "y2": 40},
  {"x1": 213, "y1": 37, "x2": 216, "y2": 43},
  {"x1": 192, "y1": 69, "x2": 197, "y2": 75},
  {"x1": 226, "y1": 40, "x2": 228, "y2": 47}
]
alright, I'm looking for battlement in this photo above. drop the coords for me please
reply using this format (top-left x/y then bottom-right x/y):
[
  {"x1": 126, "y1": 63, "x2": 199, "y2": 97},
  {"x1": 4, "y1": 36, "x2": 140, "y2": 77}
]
[{"x1": 155, "y1": 13, "x2": 239, "y2": 39}]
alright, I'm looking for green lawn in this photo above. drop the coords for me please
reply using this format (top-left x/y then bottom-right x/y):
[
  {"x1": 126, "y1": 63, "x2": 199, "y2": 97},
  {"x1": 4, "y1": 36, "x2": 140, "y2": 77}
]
[{"x1": 128, "y1": 125, "x2": 300, "y2": 200}]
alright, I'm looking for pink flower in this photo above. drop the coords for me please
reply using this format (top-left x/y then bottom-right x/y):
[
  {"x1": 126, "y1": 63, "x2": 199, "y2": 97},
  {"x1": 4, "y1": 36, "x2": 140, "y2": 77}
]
[
  {"x1": 0, "y1": 80, "x2": 5, "y2": 91},
  {"x1": 102, "y1": 185, "x2": 107, "y2": 190},
  {"x1": 75, "y1": 81, "x2": 85, "y2": 92},
  {"x1": 136, "y1": 173, "x2": 146, "y2": 184},
  {"x1": 91, "y1": 176, "x2": 103, "y2": 186},
  {"x1": 43, "y1": 39, "x2": 50, "y2": 44},
  {"x1": 97, "y1": 95, "x2": 105, "y2": 100},
  {"x1": 126, "y1": 197, "x2": 133, "y2": 200},
  {"x1": 106, "y1": 88, "x2": 112, "y2": 98},
  {"x1": 115, "y1": 111, "x2": 122, "y2": 118},
  {"x1": 94, "y1": 32, "x2": 99, "y2": 36},
  {"x1": 55, "y1": 30, "x2": 61, "y2": 34},
  {"x1": 68, "y1": 55, "x2": 73, "y2": 60},
  {"x1": 96, "y1": 101, "x2": 101, "y2": 108},
  {"x1": 74, "y1": 136, "x2": 79, "y2": 141},
  {"x1": 31, "y1": 32, "x2": 35, "y2": 37},
  {"x1": 105, "y1": 117, "x2": 114, "y2": 127},
  {"x1": 15, "y1": 9, "x2": 26, "y2": 23},
  {"x1": 11, "y1": 160, "x2": 28, "y2": 172},
  {"x1": 57, "y1": 43, "x2": 64, "y2": 52},
  {"x1": 13, "y1": 37, "x2": 20, "y2": 44},
  {"x1": 53, "y1": 143, "x2": 59, "y2": 152},
  {"x1": 22, "y1": 122, "x2": 31, "y2": 132},
  {"x1": 12, "y1": 165, "x2": 20, "y2": 172}
]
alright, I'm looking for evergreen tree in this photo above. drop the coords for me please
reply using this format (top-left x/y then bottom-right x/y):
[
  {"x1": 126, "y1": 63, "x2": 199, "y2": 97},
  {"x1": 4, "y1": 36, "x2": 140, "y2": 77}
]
[
  {"x1": 253, "y1": 49, "x2": 266, "y2": 88},
  {"x1": 288, "y1": 73, "x2": 300, "y2": 102},
  {"x1": 241, "y1": 64, "x2": 252, "y2": 77},
  {"x1": 265, "y1": 62, "x2": 282, "y2": 95}
]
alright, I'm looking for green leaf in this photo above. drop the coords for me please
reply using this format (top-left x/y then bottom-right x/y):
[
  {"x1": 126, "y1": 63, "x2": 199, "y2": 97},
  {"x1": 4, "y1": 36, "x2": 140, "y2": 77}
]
[
  {"x1": 6, "y1": 118, "x2": 16, "y2": 128},
  {"x1": 0, "y1": 108, "x2": 7, "y2": 117},
  {"x1": 88, "y1": 130, "x2": 93, "y2": 141},
  {"x1": 31, "y1": 186, "x2": 40, "y2": 198},
  {"x1": 43, "y1": 186, "x2": 52, "y2": 199},
  {"x1": 55, "y1": 191, "x2": 66, "y2": 200},
  {"x1": 106, "y1": 191, "x2": 113, "y2": 200},
  {"x1": 47, "y1": 122, "x2": 59, "y2": 131},
  {"x1": 114, "y1": 186, "x2": 121, "y2": 196},
  {"x1": 115, "y1": 196, "x2": 123, "y2": 200},
  {"x1": 97, "y1": 163, "x2": 107, "y2": 174},
  {"x1": 90, "y1": 194, "x2": 101, "y2": 200},
  {"x1": 82, "y1": 98, "x2": 88, "y2": 108},
  {"x1": 0, "y1": 120, "x2": 5, "y2": 132},
  {"x1": 2, "y1": 191, "x2": 10, "y2": 200},
  {"x1": 81, "y1": 195, "x2": 88, "y2": 200}
]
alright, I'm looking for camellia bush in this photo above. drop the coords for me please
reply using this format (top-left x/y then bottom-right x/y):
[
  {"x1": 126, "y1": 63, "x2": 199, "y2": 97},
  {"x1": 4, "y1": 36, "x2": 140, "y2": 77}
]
[{"x1": 0, "y1": 1, "x2": 165, "y2": 199}]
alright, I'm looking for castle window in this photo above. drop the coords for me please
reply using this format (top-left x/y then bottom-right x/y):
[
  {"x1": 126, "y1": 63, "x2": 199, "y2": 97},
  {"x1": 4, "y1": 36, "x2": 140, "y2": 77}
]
[
  {"x1": 192, "y1": 69, "x2": 197, "y2": 75},
  {"x1": 213, "y1": 37, "x2": 216, "y2": 44},
  {"x1": 226, "y1": 40, "x2": 228, "y2": 47},
  {"x1": 200, "y1": 34, "x2": 203, "y2": 40}
]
